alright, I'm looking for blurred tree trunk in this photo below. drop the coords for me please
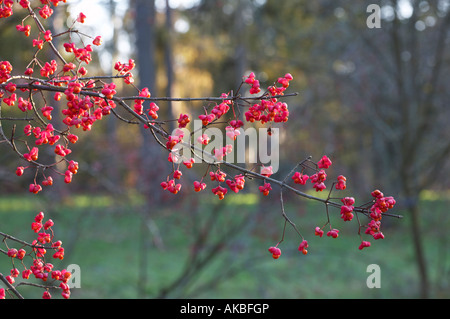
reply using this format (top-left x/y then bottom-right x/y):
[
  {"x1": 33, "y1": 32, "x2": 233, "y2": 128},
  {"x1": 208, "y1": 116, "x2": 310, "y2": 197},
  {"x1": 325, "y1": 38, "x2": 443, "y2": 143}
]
[
  {"x1": 133, "y1": 0, "x2": 165, "y2": 297},
  {"x1": 233, "y1": 0, "x2": 248, "y2": 89},
  {"x1": 164, "y1": 0, "x2": 174, "y2": 132},
  {"x1": 106, "y1": 0, "x2": 120, "y2": 186}
]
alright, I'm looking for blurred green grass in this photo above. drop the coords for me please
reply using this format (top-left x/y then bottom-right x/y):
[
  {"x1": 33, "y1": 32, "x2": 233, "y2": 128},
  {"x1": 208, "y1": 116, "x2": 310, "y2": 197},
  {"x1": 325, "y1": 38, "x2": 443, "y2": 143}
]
[{"x1": 0, "y1": 191, "x2": 448, "y2": 299}]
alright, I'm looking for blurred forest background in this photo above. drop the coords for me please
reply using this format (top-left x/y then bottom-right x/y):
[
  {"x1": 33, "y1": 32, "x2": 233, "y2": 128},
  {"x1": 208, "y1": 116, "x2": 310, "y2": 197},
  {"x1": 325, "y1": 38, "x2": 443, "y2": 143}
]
[{"x1": 0, "y1": 0, "x2": 449, "y2": 299}]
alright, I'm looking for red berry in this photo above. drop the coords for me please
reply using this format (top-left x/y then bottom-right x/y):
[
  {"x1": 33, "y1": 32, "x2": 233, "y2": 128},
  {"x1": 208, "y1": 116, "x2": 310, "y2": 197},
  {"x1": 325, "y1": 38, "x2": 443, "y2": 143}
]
[
  {"x1": 212, "y1": 186, "x2": 227, "y2": 200},
  {"x1": 193, "y1": 181, "x2": 206, "y2": 192},
  {"x1": 42, "y1": 176, "x2": 53, "y2": 186},
  {"x1": 173, "y1": 170, "x2": 182, "y2": 180},
  {"x1": 29, "y1": 183, "x2": 43, "y2": 194},
  {"x1": 22, "y1": 269, "x2": 32, "y2": 279},
  {"x1": 315, "y1": 227, "x2": 324, "y2": 237},
  {"x1": 258, "y1": 182, "x2": 272, "y2": 196},
  {"x1": 10, "y1": 268, "x2": 20, "y2": 278},
  {"x1": 93, "y1": 36, "x2": 102, "y2": 46},
  {"x1": 16, "y1": 166, "x2": 25, "y2": 176},
  {"x1": 42, "y1": 291, "x2": 51, "y2": 299},
  {"x1": 31, "y1": 221, "x2": 42, "y2": 233},
  {"x1": 7, "y1": 248, "x2": 18, "y2": 258},
  {"x1": 292, "y1": 171, "x2": 309, "y2": 185},
  {"x1": 359, "y1": 241, "x2": 371, "y2": 250},
  {"x1": 298, "y1": 240, "x2": 308, "y2": 252},
  {"x1": 327, "y1": 229, "x2": 339, "y2": 238},
  {"x1": 35, "y1": 212, "x2": 44, "y2": 222},
  {"x1": 17, "y1": 249, "x2": 26, "y2": 260},
  {"x1": 268, "y1": 246, "x2": 281, "y2": 259},
  {"x1": 43, "y1": 219, "x2": 54, "y2": 230}
]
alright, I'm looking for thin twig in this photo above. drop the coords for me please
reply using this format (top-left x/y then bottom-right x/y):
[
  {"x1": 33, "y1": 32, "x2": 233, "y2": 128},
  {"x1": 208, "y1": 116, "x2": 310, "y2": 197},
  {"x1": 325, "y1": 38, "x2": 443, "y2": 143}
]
[
  {"x1": 0, "y1": 231, "x2": 58, "y2": 250},
  {"x1": 120, "y1": 92, "x2": 299, "y2": 103},
  {"x1": 0, "y1": 273, "x2": 24, "y2": 299}
]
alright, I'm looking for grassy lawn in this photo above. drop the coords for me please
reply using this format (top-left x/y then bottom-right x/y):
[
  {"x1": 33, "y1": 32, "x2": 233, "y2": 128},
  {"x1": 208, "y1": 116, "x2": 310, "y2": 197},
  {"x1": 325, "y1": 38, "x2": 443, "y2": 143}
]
[{"x1": 0, "y1": 191, "x2": 448, "y2": 299}]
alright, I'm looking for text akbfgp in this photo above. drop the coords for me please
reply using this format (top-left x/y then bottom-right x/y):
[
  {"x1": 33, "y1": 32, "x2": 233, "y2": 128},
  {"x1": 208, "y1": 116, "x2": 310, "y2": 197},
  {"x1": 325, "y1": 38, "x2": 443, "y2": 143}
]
[
  {"x1": 180, "y1": 303, "x2": 269, "y2": 316},
  {"x1": 170, "y1": 119, "x2": 280, "y2": 174},
  {"x1": 223, "y1": 303, "x2": 269, "y2": 314}
]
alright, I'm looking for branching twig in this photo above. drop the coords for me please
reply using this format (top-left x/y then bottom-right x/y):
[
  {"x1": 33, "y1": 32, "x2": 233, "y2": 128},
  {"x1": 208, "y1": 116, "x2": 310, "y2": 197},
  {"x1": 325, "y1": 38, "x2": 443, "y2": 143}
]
[{"x1": 0, "y1": 273, "x2": 24, "y2": 299}]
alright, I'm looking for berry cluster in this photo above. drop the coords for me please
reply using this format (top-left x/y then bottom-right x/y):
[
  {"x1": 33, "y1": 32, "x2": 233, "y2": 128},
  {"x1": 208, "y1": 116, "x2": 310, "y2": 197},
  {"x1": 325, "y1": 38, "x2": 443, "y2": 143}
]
[
  {"x1": 0, "y1": 3, "x2": 130, "y2": 195},
  {"x1": 363, "y1": 190, "x2": 396, "y2": 241},
  {"x1": 114, "y1": 59, "x2": 135, "y2": 85},
  {"x1": 340, "y1": 197, "x2": 355, "y2": 221},
  {"x1": 1, "y1": 212, "x2": 71, "y2": 299},
  {"x1": 244, "y1": 100, "x2": 289, "y2": 125},
  {"x1": 244, "y1": 73, "x2": 292, "y2": 124},
  {"x1": 0, "y1": 61, "x2": 12, "y2": 83},
  {"x1": 161, "y1": 75, "x2": 290, "y2": 199},
  {"x1": 156, "y1": 72, "x2": 293, "y2": 202},
  {"x1": 290, "y1": 155, "x2": 333, "y2": 192},
  {"x1": 268, "y1": 155, "x2": 396, "y2": 259}
]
